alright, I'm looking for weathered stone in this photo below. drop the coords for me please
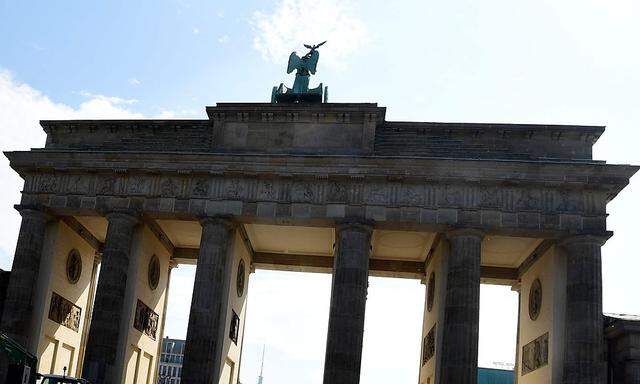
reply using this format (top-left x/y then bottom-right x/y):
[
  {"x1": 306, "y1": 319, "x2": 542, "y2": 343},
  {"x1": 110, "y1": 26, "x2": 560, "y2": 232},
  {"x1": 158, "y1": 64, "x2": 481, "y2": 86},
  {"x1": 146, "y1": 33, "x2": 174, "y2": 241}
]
[
  {"x1": 0, "y1": 206, "x2": 51, "y2": 351},
  {"x1": 182, "y1": 217, "x2": 235, "y2": 384},
  {"x1": 561, "y1": 235, "x2": 607, "y2": 384},
  {"x1": 0, "y1": 101, "x2": 637, "y2": 384},
  {"x1": 440, "y1": 229, "x2": 483, "y2": 384},
  {"x1": 82, "y1": 211, "x2": 139, "y2": 384},
  {"x1": 323, "y1": 221, "x2": 372, "y2": 384}
]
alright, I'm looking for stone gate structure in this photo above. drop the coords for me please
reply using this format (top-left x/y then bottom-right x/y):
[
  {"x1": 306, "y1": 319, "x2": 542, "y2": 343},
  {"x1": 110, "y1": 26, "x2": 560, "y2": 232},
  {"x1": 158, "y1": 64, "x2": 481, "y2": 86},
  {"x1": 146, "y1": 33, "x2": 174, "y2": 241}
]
[{"x1": 0, "y1": 102, "x2": 637, "y2": 384}]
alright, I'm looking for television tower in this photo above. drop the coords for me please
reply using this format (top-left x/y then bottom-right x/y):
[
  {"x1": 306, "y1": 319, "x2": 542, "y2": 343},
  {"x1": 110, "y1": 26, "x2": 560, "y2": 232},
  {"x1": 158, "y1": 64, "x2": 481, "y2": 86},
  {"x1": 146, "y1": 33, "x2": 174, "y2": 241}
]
[{"x1": 257, "y1": 346, "x2": 265, "y2": 384}]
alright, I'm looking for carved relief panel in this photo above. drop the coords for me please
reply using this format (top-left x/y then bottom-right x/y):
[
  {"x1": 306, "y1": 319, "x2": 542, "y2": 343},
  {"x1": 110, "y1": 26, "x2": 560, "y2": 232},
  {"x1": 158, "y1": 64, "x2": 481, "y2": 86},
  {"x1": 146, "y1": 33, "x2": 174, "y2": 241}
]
[
  {"x1": 48, "y1": 292, "x2": 82, "y2": 332},
  {"x1": 422, "y1": 324, "x2": 436, "y2": 365},
  {"x1": 522, "y1": 332, "x2": 549, "y2": 375},
  {"x1": 133, "y1": 299, "x2": 159, "y2": 340}
]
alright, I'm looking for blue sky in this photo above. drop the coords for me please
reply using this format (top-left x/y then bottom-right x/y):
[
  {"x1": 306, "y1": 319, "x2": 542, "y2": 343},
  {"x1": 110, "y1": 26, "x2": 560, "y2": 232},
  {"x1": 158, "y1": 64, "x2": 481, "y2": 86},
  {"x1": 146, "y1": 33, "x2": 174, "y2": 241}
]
[{"x1": 1, "y1": 1, "x2": 639, "y2": 383}]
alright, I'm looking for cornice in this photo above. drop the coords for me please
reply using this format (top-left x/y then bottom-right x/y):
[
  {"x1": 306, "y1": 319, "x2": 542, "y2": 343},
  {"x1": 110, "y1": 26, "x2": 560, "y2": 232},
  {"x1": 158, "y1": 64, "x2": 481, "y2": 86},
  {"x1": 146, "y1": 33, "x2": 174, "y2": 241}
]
[{"x1": 5, "y1": 150, "x2": 637, "y2": 192}]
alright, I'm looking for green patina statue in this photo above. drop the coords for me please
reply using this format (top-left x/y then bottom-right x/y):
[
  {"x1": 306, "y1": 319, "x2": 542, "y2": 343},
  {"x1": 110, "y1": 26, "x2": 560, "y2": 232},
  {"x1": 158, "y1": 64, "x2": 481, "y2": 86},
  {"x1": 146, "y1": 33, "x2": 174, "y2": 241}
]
[{"x1": 271, "y1": 41, "x2": 328, "y2": 103}]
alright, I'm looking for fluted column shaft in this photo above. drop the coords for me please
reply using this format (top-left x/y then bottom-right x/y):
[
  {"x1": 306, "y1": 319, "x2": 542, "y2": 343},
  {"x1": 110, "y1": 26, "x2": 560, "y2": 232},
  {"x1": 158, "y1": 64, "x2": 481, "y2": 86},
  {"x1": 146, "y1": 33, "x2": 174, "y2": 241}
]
[
  {"x1": 323, "y1": 221, "x2": 372, "y2": 384},
  {"x1": 82, "y1": 211, "x2": 139, "y2": 384},
  {"x1": 182, "y1": 217, "x2": 236, "y2": 384},
  {"x1": 440, "y1": 229, "x2": 483, "y2": 384},
  {"x1": 0, "y1": 206, "x2": 50, "y2": 350},
  {"x1": 562, "y1": 235, "x2": 606, "y2": 384}
]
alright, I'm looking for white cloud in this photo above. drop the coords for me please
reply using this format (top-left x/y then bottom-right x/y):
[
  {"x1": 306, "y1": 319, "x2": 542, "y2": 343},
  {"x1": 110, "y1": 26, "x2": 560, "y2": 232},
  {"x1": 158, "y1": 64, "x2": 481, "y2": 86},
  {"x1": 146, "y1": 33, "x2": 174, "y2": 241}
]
[
  {"x1": 128, "y1": 78, "x2": 141, "y2": 86},
  {"x1": 192, "y1": 27, "x2": 200, "y2": 35},
  {"x1": 0, "y1": 69, "x2": 144, "y2": 269},
  {"x1": 76, "y1": 90, "x2": 139, "y2": 106},
  {"x1": 217, "y1": 35, "x2": 230, "y2": 44},
  {"x1": 251, "y1": 0, "x2": 370, "y2": 69}
]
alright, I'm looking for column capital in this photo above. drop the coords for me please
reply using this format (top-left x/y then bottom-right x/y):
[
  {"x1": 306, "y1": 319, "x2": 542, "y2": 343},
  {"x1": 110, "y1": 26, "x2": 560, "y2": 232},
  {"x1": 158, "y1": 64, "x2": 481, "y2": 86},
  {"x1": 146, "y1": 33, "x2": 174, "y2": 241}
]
[
  {"x1": 198, "y1": 215, "x2": 235, "y2": 229},
  {"x1": 104, "y1": 209, "x2": 140, "y2": 225},
  {"x1": 335, "y1": 218, "x2": 374, "y2": 234},
  {"x1": 559, "y1": 234, "x2": 609, "y2": 248},
  {"x1": 14, "y1": 204, "x2": 53, "y2": 222},
  {"x1": 445, "y1": 228, "x2": 485, "y2": 240}
]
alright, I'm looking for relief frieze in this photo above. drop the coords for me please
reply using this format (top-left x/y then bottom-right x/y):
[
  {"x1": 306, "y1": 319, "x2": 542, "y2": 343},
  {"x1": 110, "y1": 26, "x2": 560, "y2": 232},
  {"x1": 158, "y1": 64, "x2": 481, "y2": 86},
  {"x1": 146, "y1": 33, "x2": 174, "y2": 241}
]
[
  {"x1": 291, "y1": 181, "x2": 315, "y2": 203},
  {"x1": 24, "y1": 170, "x2": 604, "y2": 224},
  {"x1": 258, "y1": 180, "x2": 277, "y2": 200},
  {"x1": 479, "y1": 186, "x2": 501, "y2": 208},
  {"x1": 159, "y1": 177, "x2": 181, "y2": 197},
  {"x1": 191, "y1": 178, "x2": 210, "y2": 197},
  {"x1": 438, "y1": 184, "x2": 463, "y2": 207},
  {"x1": 133, "y1": 299, "x2": 159, "y2": 340},
  {"x1": 555, "y1": 189, "x2": 583, "y2": 213},
  {"x1": 366, "y1": 183, "x2": 388, "y2": 204},
  {"x1": 97, "y1": 175, "x2": 119, "y2": 195},
  {"x1": 48, "y1": 291, "x2": 81, "y2": 332},
  {"x1": 66, "y1": 174, "x2": 91, "y2": 194},
  {"x1": 39, "y1": 174, "x2": 59, "y2": 193},
  {"x1": 422, "y1": 324, "x2": 436, "y2": 365},
  {"x1": 224, "y1": 179, "x2": 245, "y2": 199},
  {"x1": 516, "y1": 189, "x2": 542, "y2": 211},
  {"x1": 522, "y1": 332, "x2": 549, "y2": 375},
  {"x1": 400, "y1": 184, "x2": 424, "y2": 206},
  {"x1": 327, "y1": 181, "x2": 348, "y2": 202},
  {"x1": 127, "y1": 175, "x2": 151, "y2": 195}
]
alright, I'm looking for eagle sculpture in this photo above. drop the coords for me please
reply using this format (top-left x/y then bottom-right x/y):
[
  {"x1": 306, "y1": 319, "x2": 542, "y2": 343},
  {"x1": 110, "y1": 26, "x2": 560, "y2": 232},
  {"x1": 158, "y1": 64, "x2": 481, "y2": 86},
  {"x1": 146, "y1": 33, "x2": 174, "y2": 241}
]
[{"x1": 271, "y1": 41, "x2": 328, "y2": 103}]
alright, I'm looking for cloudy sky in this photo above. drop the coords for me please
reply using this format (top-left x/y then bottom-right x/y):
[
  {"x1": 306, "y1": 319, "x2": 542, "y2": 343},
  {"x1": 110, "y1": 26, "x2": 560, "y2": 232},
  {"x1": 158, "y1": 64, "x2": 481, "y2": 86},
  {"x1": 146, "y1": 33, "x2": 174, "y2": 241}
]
[{"x1": 1, "y1": 0, "x2": 639, "y2": 383}]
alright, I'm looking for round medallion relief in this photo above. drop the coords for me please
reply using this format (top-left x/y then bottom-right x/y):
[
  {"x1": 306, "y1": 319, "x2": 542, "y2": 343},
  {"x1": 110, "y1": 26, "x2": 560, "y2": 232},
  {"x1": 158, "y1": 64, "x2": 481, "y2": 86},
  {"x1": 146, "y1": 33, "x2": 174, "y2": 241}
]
[
  {"x1": 427, "y1": 272, "x2": 435, "y2": 312},
  {"x1": 236, "y1": 259, "x2": 246, "y2": 297},
  {"x1": 148, "y1": 255, "x2": 160, "y2": 290},
  {"x1": 529, "y1": 278, "x2": 542, "y2": 321},
  {"x1": 66, "y1": 249, "x2": 82, "y2": 284}
]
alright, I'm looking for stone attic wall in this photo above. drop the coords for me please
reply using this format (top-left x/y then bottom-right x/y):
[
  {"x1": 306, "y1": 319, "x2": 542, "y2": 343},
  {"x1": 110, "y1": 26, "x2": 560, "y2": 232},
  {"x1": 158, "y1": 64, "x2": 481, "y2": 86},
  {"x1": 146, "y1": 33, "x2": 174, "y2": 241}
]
[
  {"x1": 375, "y1": 123, "x2": 601, "y2": 161},
  {"x1": 40, "y1": 110, "x2": 603, "y2": 163}
]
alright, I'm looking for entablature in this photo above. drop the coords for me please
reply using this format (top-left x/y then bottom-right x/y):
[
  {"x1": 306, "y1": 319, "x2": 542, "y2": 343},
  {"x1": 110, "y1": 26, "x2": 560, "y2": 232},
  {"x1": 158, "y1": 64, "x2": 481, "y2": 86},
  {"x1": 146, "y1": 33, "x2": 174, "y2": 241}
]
[{"x1": 6, "y1": 150, "x2": 637, "y2": 239}]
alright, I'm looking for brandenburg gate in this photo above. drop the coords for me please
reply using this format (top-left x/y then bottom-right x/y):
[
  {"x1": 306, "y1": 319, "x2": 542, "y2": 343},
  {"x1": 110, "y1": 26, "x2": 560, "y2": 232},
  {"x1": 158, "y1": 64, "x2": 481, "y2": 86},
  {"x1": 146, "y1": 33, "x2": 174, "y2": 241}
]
[{"x1": 0, "y1": 45, "x2": 637, "y2": 384}]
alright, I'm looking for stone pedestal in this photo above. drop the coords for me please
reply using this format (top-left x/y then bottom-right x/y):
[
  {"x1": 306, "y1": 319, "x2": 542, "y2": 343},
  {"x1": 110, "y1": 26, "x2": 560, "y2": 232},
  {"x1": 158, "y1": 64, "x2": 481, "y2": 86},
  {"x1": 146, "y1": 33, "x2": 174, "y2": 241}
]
[
  {"x1": 0, "y1": 206, "x2": 51, "y2": 350},
  {"x1": 439, "y1": 229, "x2": 483, "y2": 384},
  {"x1": 182, "y1": 217, "x2": 236, "y2": 384},
  {"x1": 323, "y1": 221, "x2": 372, "y2": 384},
  {"x1": 82, "y1": 211, "x2": 139, "y2": 384},
  {"x1": 562, "y1": 236, "x2": 606, "y2": 384}
]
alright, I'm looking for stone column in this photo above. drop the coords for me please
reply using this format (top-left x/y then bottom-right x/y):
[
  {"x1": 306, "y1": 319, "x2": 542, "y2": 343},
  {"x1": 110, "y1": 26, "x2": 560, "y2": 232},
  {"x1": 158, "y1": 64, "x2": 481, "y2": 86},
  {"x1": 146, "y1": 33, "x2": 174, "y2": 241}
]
[
  {"x1": 182, "y1": 217, "x2": 236, "y2": 384},
  {"x1": 439, "y1": 229, "x2": 483, "y2": 384},
  {"x1": 0, "y1": 205, "x2": 51, "y2": 349},
  {"x1": 82, "y1": 211, "x2": 139, "y2": 384},
  {"x1": 561, "y1": 235, "x2": 606, "y2": 384},
  {"x1": 323, "y1": 221, "x2": 372, "y2": 384}
]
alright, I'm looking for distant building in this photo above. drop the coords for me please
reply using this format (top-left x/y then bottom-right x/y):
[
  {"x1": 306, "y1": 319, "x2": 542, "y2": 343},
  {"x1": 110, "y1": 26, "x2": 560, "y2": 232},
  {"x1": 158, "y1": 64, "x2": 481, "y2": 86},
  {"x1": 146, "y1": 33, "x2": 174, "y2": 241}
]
[
  {"x1": 478, "y1": 367, "x2": 514, "y2": 384},
  {"x1": 158, "y1": 337, "x2": 185, "y2": 384}
]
